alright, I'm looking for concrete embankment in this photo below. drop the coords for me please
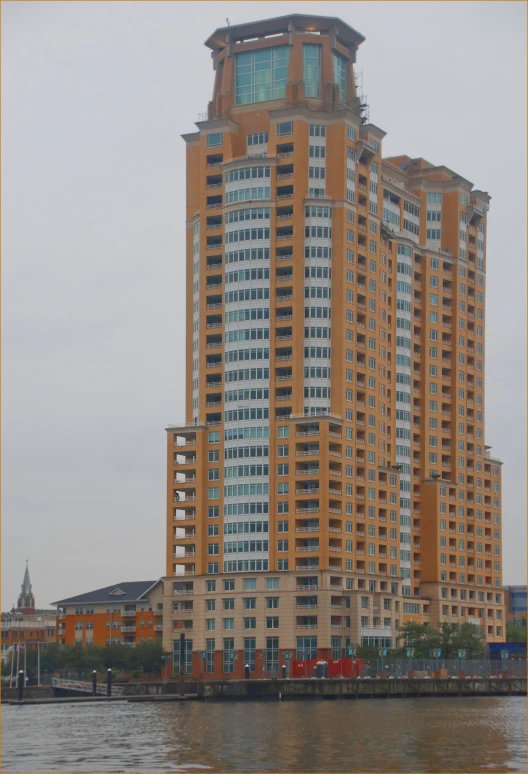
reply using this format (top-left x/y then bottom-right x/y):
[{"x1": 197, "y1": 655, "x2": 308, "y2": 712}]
[
  {"x1": 198, "y1": 676, "x2": 527, "y2": 700},
  {"x1": 2, "y1": 676, "x2": 526, "y2": 705}
]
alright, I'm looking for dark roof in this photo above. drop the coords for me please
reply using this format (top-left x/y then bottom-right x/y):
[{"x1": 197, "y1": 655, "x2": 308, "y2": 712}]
[
  {"x1": 205, "y1": 14, "x2": 365, "y2": 52},
  {"x1": 52, "y1": 580, "x2": 160, "y2": 606}
]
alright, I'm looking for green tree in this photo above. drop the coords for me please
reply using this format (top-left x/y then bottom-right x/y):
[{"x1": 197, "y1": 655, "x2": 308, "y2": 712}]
[
  {"x1": 39, "y1": 644, "x2": 65, "y2": 673},
  {"x1": 79, "y1": 646, "x2": 105, "y2": 673},
  {"x1": 506, "y1": 619, "x2": 527, "y2": 644},
  {"x1": 101, "y1": 644, "x2": 128, "y2": 671},
  {"x1": 430, "y1": 622, "x2": 459, "y2": 659},
  {"x1": 395, "y1": 621, "x2": 437, "y2": 658},
  {"x1": 454, "y1": 622, "x2": 486, "y2": 657},
  {"x1": 134, "y1": 642, "x2": 164, "y2": 676},
  {"x1": 354, "y1": 645, "x2": 381, "y2": 660}
]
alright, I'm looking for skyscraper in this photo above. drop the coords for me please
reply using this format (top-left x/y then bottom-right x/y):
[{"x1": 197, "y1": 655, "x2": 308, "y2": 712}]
[{"x1": 163, "y1": 14, "x2": 505, "y2": 678}]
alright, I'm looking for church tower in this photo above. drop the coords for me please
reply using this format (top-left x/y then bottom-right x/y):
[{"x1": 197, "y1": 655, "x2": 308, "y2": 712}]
[{"x1": 17, "y1": 560, "x2": 36, "y2": 613}]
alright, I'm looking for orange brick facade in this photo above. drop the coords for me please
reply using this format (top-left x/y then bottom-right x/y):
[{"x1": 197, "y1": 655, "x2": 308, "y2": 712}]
[{"x1": 55, "y1": 581, "x2": 164, "y2": 648}]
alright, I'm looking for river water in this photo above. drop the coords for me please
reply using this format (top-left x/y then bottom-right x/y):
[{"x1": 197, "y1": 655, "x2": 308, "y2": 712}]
[{"x1": 2, "y1": 697, "x2": 526, "y2": 772}]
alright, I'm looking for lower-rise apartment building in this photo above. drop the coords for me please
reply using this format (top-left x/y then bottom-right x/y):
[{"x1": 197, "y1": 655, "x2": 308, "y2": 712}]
[{"x1": 54, "y1": 581, "x2": 164, "y2": 648}]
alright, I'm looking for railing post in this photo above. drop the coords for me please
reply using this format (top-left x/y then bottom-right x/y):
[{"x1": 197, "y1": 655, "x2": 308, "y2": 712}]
[{"x1": 17, "y1": 670, "x2": 25, "y2": 701}]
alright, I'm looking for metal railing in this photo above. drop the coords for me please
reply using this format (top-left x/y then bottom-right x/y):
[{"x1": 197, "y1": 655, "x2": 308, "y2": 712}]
[{"x1": 360, "y1": 658, "x2": 527, "y2": 679}]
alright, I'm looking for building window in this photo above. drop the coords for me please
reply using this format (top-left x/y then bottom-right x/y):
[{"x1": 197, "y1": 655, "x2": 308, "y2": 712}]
[
  {"x1": 247, "y1": 132, "x2": 269, "y2": 147},
  {"x1": 206, "y1": 133, "x2": 223, "y2": 148},
  {"x1": 206, "y1": 639, "x2": 215, "y2": 673},
  {"x1": 277, "y1": 121, "x2": 294, "y2": 137},
  {"x1": 303, "y1": 44, "x2": 321, "y2": 97},
  {"x1": 173, "y1": 638, "x2": 193, "y2": 674},
  {"x1": 235, "y1": 47, "x2": 290, "y2": 106},
  {"x1": 223, "y1": 637, "x2": 234, "y2": 673},
  {"x1": 296, "y1": 636, "x2": 317, "y2": 660},
  {"x1": 244, "y1": 637, "x2": 256, "y2": 671},
  {"x1": 331, "y1": 636, "x2": 342, "y2": 659},
  {"x1": 265, "y1": 637, "x2": 279, "y2": 674},
  {"x1": 332, "y1": 52, "x2": 346, "y2": 104}
]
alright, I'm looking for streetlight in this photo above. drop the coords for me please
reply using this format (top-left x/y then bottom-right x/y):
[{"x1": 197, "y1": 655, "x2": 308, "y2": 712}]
[
  {"x1": 500, "y1": 649, "x2": 509, "y2": 676},
  {"x1": 379, "y1": 647, "x2": 388, "y2": 674},
  {"x1": 17, "y1": 669, "x2": 24, "y2": 701},
  {"x1": 347, "y1": 646, "x2": 357, "y2": 678},
  {"x1": 429, "y1": 648, "x2": 441, "y2": 674},
  {"x1": 406, "y1": 647, "x2": 414, "y2": 675}
]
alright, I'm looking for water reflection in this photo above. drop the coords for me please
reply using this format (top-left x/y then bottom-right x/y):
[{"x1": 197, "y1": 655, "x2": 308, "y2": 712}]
[{"x1": 2, "y1": 697, "x2": 526, "y2": 772}]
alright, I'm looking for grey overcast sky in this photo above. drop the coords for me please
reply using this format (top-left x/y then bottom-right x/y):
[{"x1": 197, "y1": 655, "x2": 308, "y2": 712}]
[{"x1": 2, "y1": 1, "x2": 526, "y2": 610}]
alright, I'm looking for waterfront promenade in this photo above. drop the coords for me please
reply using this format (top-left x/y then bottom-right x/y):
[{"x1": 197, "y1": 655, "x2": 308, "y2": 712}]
[{"x1": 3, "y1": 675, "x2": 526, "y2": 704}]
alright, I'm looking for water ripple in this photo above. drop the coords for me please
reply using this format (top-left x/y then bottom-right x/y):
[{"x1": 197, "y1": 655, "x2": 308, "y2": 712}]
[{"x1": 2, "y1": 697, "x2": 526, "y2": 772}]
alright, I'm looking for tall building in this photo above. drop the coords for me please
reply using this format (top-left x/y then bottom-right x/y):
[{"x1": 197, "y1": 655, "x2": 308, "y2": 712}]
[
  {"x1": 1, "y1": 562, "x2": 56, "y2": 663},
  {"x1": 163, "y1": 14, "x2": 505, "y2": 678}
]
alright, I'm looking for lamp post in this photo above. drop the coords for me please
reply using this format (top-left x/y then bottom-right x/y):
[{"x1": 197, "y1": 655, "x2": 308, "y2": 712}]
[
  {"x1": 379, "y1": 647, "x2": 388, "y2": 674},
  {"x1": 179, "y1": 630, "x2": 186, "y2": 697},
  {"x1": 17, "y1": 669, "x2": 24, "y2": 701},
  {"x1": 347, "y1": 645, "x2": 357, "y2": 677},
  {"x1": 9, "y1": 645, "x2": 15, "y2": 688},
  {"x1": 406, "y1": 648, "x2": 414, "y2": 675}
]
